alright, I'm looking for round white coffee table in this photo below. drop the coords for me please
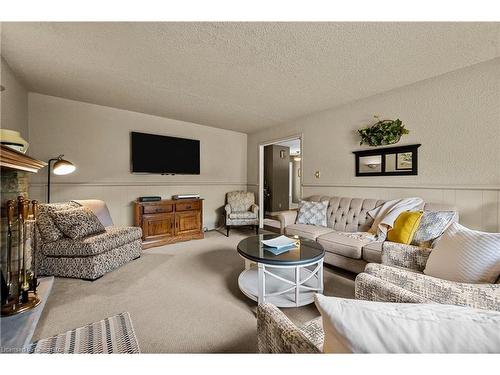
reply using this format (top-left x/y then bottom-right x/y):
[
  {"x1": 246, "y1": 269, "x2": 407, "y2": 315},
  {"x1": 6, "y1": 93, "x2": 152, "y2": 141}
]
[{"x1": 237, "y1": 234, "x2": 324, "y2": 307}]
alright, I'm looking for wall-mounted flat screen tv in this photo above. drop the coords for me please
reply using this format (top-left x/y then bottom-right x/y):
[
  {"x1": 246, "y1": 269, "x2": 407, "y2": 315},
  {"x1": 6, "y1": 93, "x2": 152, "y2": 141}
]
[{"x1": 131, "y1": 131, "x2": 200, "y2": 174}]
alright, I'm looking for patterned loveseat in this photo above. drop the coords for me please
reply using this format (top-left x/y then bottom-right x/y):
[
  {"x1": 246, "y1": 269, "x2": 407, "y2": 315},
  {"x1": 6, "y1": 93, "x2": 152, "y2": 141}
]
[
  {"x1": 257, "y1": 242, "x2": 500, "y2": 353},
  {"x1": 278, "y1": 196, "x2": 457, "y2": 273},
  {"x1": 37, "y1": 200, "x2": 142, "y2": 280}
]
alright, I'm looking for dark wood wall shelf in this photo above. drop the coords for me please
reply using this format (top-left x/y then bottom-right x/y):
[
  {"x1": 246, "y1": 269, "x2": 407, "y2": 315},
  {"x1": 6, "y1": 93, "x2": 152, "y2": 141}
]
[{"x1": 134, "y1": 198, "x2": 204, "y2": 249}]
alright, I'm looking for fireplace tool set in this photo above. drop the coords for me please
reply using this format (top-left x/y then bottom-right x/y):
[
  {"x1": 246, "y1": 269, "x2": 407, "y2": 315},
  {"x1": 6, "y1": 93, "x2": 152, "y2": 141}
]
[{"x1": 1, "y1": 196, "x2": 40, "y2": 317}]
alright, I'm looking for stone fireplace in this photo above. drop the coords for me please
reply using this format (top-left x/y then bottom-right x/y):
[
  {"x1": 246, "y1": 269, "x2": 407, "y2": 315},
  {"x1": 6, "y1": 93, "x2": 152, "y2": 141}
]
[{"x1": 0, "y1": 146, "x2": 46, "y2": 296}]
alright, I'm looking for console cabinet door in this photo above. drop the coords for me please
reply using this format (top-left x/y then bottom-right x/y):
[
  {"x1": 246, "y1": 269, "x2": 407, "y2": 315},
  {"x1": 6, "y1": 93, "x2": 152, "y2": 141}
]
[
  {"x1": 175, "y1": 211, "x2": 201, "y2": 235},
  {"x1": 142, "y1": 213, "x2": 174, "y2": 239}
]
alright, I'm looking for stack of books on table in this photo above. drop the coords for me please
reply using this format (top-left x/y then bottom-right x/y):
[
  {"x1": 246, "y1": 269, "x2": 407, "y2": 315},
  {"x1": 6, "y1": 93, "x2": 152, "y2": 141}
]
[{"x1": 262, "y1": 235, "x2": 299, "y2": 255}]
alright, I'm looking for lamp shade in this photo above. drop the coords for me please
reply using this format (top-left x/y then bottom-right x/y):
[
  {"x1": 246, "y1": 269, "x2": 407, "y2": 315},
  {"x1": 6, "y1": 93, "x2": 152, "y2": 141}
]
[{"x1": 53, "y1": 159, "x2": 76, "y2": 175}]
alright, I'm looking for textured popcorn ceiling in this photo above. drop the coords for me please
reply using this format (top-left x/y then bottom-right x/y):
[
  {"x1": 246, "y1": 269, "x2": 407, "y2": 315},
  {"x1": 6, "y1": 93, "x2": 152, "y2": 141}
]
[{"x1": 1, "y1": 22, "x2": 499, "y2": 133}]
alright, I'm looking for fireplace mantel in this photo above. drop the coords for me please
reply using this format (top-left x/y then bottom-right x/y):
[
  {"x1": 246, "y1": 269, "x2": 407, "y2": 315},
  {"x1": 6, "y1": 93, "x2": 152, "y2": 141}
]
[{"x1": 0, "y1": 145, "x2": 47, "y2": 173}]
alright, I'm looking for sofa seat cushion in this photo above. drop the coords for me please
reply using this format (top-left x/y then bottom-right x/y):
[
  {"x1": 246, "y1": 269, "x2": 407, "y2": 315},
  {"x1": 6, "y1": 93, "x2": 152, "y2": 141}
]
[
  {"x1": 317, "y1": 231, "x2": 375, "y2": 259},
  {"x1": 362, "y1": 241, "x2": 383, "y2": 263},
  {"x1": 285, "y1": 224, "x2": 334, "y2": 240},
  {"x1": 42, "y1": 226, "x2": 143, "y2": 257},
  {"x1": 229, "y1": 211, "x2": 257, "y2": 219}
]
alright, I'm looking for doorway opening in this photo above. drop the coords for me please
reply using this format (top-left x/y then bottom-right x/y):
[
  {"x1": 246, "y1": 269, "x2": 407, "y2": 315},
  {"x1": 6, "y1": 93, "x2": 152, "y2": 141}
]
[{"x1": 258, "y1": 135, "x2": 302, "y2": 232}]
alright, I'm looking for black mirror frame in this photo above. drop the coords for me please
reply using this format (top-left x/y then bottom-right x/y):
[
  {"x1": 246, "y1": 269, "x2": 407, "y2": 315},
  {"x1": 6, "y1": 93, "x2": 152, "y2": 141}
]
[{"x1": 353, "y1": 144, "x2": 421, "y2": 177}]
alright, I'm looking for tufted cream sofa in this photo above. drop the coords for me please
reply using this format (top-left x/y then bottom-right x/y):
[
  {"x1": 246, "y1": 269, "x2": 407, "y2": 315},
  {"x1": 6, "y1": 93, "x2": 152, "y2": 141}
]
[{"x1": 278, "y1": 196, "x2": 457, "y2": 273}]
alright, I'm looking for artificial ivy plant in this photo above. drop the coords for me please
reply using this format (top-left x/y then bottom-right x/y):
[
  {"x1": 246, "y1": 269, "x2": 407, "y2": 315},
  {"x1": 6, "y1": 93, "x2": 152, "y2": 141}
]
[{"x1": 357, "y1": 117, "x2": 409, "y2": 146}]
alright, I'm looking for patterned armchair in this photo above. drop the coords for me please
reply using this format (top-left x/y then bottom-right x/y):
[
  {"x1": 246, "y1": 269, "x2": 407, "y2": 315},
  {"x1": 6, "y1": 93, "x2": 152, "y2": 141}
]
[
  {"x1": 257, "y1": 241, "x2": 500, "y2": 353},
  {"x1": 225, "y1": 191, "x2": 259, "y2": 236},
  {"x1": 355, "y1": 242, "x2": 500, "y2": 311},
  {"x1": 36, "y1": 200, "x2": 142, "y2": 280}
]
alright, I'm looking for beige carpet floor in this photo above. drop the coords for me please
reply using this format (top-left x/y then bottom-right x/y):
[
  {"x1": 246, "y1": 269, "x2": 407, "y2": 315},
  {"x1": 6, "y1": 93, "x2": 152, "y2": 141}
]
[{"x1": 33, "y1": 229, "x2": 355, "y2": 353}]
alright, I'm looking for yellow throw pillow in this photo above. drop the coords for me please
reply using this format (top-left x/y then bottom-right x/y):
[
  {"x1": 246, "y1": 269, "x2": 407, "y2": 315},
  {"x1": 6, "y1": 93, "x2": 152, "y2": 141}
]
[{"x1": 387, "y1": 211, "x2": 423, "y2": 244}]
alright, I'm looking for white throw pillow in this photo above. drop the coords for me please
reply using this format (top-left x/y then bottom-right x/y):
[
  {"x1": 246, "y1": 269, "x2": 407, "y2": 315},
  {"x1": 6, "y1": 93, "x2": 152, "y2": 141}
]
[
  {"x1": 424, "y1": 222, "x2": 500, "y2": 284},
  {"x1": 314, "y1": 294, "x2": 500, "y2": 353},
  {"x1": 296, "y1": 200, "x2": 329, "y2": 227}
]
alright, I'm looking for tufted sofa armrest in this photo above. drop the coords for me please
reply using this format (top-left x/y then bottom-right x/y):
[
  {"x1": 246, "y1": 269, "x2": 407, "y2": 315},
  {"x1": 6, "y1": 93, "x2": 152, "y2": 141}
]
[
  {"x1": 250, "y1": 204, "x2": 259, "y2": 214},
  {"x1": 224, "y1": 204, "x2": 232, "y2": 217},
  {"x1": 277, "y1": 211, "x2": 298, "y2": 233},
  {"x1": 257, "y1": 303, "x2": 321, "y2": 353},
  {"x1": 381, "y1": 242, "x2": 433, "y2": 272}
]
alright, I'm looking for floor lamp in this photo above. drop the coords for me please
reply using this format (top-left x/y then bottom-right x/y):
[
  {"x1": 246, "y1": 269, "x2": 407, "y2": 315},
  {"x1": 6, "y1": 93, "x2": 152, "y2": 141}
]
[{"x1": 47, "y1": 155, "x2": 76, "y2": 203}]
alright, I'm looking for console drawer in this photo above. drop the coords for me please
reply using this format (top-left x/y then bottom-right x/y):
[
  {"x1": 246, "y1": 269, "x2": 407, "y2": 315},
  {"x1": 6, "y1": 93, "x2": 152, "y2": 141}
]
[
  {"x1": 143, "y1": 204, "x2": 173, "y2": 214},
  {"x1": 175, "y1": 200, "x2": 201, "y2": 212}
]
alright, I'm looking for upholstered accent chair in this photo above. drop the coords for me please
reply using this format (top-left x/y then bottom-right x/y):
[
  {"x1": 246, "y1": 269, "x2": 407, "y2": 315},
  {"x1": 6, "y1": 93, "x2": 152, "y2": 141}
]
[
  {"x1": 225, "y1": 191, "x2": 259, "y2": 236},
  {"x1": 355, "y1": 242, "x2": 500, "y2": 311},
  {"x1": 257, "y1": 241, "x2": 500, "y2": 353},
  {"x1": 36, "y1": 200, "x2": 142, "y2": 280}
]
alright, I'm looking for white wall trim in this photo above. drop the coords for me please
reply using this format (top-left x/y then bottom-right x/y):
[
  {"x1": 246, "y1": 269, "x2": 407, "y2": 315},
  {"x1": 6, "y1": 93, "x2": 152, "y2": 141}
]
[
  {"x1": 301, "y1": 183, "x2": 500, "y2": 191},
  {"x1": 248, "y1": 183, "x2": 500, "y2": 191},
  {"x1": 30, "y1": 181, "x2": 248, "y2": 187}
]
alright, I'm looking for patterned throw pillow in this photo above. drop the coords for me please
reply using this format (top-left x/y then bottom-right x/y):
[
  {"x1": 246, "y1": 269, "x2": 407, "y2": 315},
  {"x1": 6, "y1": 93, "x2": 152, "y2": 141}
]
[
  {"x1": 296, "y1": 200, "x2": 329, "y2": 227},
  {"x1": 410, "y1": 211, "x2": 455, "y2": 248},
  {"x1": 51, "y1": 207, "x2": 106, "y2": 240},
  {"x1": 37, "y1": 202, "x2": 80, "y2": 243}
]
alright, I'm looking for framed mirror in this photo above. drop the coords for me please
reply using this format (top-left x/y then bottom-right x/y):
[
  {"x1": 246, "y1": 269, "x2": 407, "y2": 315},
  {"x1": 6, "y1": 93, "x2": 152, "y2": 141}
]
[{"x1": 353, "y1": 144, "x2": 420, "y2": 176}]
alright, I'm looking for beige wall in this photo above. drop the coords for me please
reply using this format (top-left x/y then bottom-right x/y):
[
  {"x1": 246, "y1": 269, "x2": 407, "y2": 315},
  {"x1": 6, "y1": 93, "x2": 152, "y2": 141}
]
[
  {"x1": 28, "y1": 93, "x2": 247, "y2": 229},
  {"x1": 1, "y1": 57, "x2": 29, "y2": 140},
  {"x1": 248, "y1": 59, "x2": 500, "y2": 231}
]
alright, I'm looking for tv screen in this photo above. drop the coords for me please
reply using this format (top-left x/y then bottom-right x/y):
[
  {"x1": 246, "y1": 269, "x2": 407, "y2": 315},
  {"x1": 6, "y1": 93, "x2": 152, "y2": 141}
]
[{"x1": 131, "y1": 131, "x2": 200, "y2": 174}]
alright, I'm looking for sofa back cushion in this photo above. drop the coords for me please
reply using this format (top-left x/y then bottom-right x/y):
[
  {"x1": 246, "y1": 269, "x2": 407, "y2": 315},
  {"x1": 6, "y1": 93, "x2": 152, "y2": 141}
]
[
  {"x1": 303, "y1": 195, "x2": 457, "y2": 233},
  {"x1": 305, "y1": 196, "x2": 385, "y2": 232}
]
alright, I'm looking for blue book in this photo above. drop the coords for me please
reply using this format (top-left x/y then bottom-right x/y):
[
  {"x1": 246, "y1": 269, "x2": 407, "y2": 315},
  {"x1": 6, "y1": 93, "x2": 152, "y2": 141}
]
[{"x1": 264, "y1": 243, "x2": 297, "y2": 255}]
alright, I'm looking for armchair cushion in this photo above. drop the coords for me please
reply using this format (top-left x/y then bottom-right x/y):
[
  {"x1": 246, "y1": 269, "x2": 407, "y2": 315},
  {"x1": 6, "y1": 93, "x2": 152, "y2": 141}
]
[
  {"x1": 228, "y1": 211, "x2": 257, "y2": 219},
  {"x1": 424, "y1": 222, "x2": 500, "y2": 284},
  {"x1": 364, "y1": 263, "x2": 500, "y2": 311},
  {"x1": 37, "y1": 202, "x2": 80, "y2": 243},
  {"x1": 226, "y1": 191, "x2": 255, "y2": 212},
  {"x1": 257, "y1": 303, "x2": 320, "y2": 353},
  {"x1": 381, "y1": 241, "x2": 432, "y2": 272},
  {"x1": 42, "y1": 226, "x2": 142, "y2": 257},
  {"x1": 315, "y1": 294, "x2": 500, "y2": 353},
  {"x1": 51, "y1": 207, "x2": 106, "y2": 240}
]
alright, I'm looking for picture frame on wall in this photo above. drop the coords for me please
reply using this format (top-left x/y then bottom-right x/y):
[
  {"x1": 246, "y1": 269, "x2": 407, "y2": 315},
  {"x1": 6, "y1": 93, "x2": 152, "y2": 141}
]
[
  {"x1": 352, "y1": 144, "x2": 420, "y2": 177},
  {"x1": 396, "y1": 152, "x2": 413, "y2": 170}
]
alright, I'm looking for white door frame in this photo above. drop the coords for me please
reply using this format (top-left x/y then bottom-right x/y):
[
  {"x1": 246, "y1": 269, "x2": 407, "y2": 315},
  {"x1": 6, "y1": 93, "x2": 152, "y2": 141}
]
[{"x1": 258, "y1": 134, "x2": 303, "y2": 228}]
